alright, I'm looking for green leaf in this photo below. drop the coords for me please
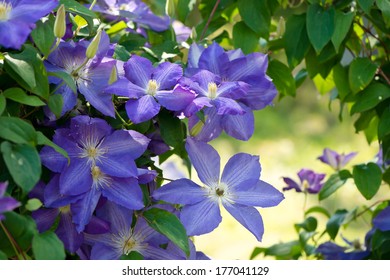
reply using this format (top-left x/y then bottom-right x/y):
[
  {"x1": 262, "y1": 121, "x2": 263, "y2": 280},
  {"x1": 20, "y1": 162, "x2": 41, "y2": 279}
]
[
  {"x1": 143, "y1": 208, "x2": 190, "y2": 257},
  {"x1": 306, "y1": 4, "x2": 335, "y2": 53},
  {"x1": 0, "y1": 117, "x2": 37, "y2": 145},
  {"x1": 48, "y1": 94, "x2": 64, "y2": 119},
  {"x1": 284, "y1": 14, "x2": 310, "y2": 68},
  {"x1": 378, "y1": 109, "x2": 390, "y2": 140},
  {"x1": 305, "y1": 206, "x2": 331, "y2": 218},
  {"x1": 0, "y1": 250, "x2": 7, "y2": 260},
  {"x1": 364, "y1": 115, "x2": 379, "y2": 144},
  {"x1": 5, "y1": 46, "x2": 50, "y2": 99},
  {"x1": 294, "y1": 69, "x2": 308, "y2": 88},
  {"x1": 233, "y1": 21, "x2": 259, "y2": 54},
  {"x1": 3, "y1": 88, "x2": 45, "y2": 106},
  {"x1": 113, "y1": 44, "x2": 131, "y2": 61},
  {"x1": 36, "y1": 131, "x2": 69, "y2": 162},
  {"x1": 267, "y1": 60, "x2": 296, "y2": 97},
  {"x1": 305, "y1": 47, "x2": 335, "y2": 79},
  {"x1": 331, "y1": 11, "x2": 355, "y2": 52},
  {"x1": 31, "y1": 18, "x2": 55, "y2": 57},
  {"x1": 48, "y1": 71, "x2": 77, "y2": 94},
  {"x1": 0, "y1": 212, "x2": 38, "y2": 257},
  {"x1": 59, "y1": 0, "x2": 96, "y2": 19},
  {"x1": 357, "y1": 0, "x2": 374, "y2": 14},
  {"x1": 333, "y1": 64, "x2": 351, "y2": 100},
  {"x1": 350, "y1": 83, "x2": 390, "y2": 114},
  {"x1": 25, "y1": 198, "x2": 43, "y2": 211},
  {"x1": 32, "y1": 232, "x2": 66, "y2": 260},
  {"x1": 349, "y1": 58, "x2": 378, "y2": 93},
  {"x1": 371, "y1": 230, "x2": 390, "y2": 257},
  {"x1": 326, "y1": 209, "x2": 348, "y2": 239},
  {"x1": 251, "y1": 241, "x2": 301, "y2": 260},
  {"x1": 319, "y1": 173, "x2": 348, "y2": 200},
  {"x1": 295, "y1": 216, "x2": 317, "y2": 232},
  {"x1": 1, "y1": 142, "x2": 41, "y2": 193},
  {"x1": 158, "y1": 109, "x2": 184, "y2": 149},
  {"x1": 353, "y1": 163, "x2": 382, "y2": 200},
  {"x1": 0, "y1": 94, "x2": 6, "y2": 115},
  {"x1": 237, "y1": 0, "x2": 271, "y2": 38},
  {"x1": 313, "y1": 71, "x2": 335, "y2": 95},
  {"x1": 354, "y1": 110, "x2": 377, "y2": 132},
  {"x1": 377, "y1": 0, "x2": 390, "y2": 28}
]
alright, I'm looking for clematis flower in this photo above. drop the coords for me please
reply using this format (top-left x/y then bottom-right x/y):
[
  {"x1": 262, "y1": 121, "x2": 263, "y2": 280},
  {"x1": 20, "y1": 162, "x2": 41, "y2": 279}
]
[
  {"x1": 45, "y1": 32, "x2": 117, "y2": 117},
  {"x1": 40, "y1": 116, "x2": 149, "y2": 231},
  {"x1": 0, "y1": 181, "x2": 20, "y2": 220},
  {"x1": 0, "y1": 0, "x2": 58, "y2": 49},
  {"x1": 318, "y1": 148, "x2": 357, "y2": 170},
  {"x1": 104, "y1": 55, "x2": 194, "y2": 123},
  {"x1": 373, "y1": 206, "x2": 390, "y2": 231},
  {"x1": 153, "y1": 137, "x2": 284, "y2": 241},
  {"x1": 282, "y1": 169, "x2": 326, "y2": 194},
  {"x1": 92, "y1": 0, "x2": 170, "y2": 32},
  {"x1": 85, "y1": 201, "x2": 177, "y2": 260},
  {"x1": 317, "y1": 238, "x2": 370, "y2": 260}
]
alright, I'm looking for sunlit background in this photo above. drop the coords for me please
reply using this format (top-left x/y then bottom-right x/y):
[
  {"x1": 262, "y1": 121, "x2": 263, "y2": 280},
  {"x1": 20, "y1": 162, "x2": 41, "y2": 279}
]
[{"x1": 164, "y1": 79, "x2": 381, "y2": 260}]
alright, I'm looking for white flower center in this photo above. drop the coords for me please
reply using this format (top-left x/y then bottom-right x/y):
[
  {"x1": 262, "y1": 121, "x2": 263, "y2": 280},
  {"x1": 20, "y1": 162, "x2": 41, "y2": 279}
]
[
  {"x1": 207, "y1": 82, "x2": 218, "y2": 99},
  {"x1": 0, "y1": 1, "x2": 12, "y2": 21},
  {"x1": 59, "y1": 205, "x2": 71, "y2": 214},
  {"x1": 111, "y1": 230, "x2": 147, "y2": 256},
  {"x1": 208, "y1": 182, "x2": 235, "y2": 204},
  {"x1": 79, "y1": 136, "x2": 106, "y2": 164},
  {"x1": 91, "y1": 166, "x2": 112, "y2": 189},
  {"x1": 146, "y1": 79, "x2": 159, "y2": 96}
]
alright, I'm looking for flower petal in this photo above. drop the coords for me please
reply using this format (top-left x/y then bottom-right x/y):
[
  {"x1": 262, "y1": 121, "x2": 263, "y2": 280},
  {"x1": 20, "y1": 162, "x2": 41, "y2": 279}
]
[
  {"x1": 91, "y1": 243, "x2": 121, "y2": 260},
  {"x1": 56, "y1": 212, "x2": 83, "y2": 253},
  {"x1": 198, "y1": 42, "x2": 229, "y2": 76},
  {"x1": 124, "y1": 55, "x2": 153, "y2": 88},
  {"x1": 221, "y1": 153, "x2": 261, "y2": 189},
  {"x1": 59, "y1": 158, "x2": 92, "y2": 196},
  {"x1": 373, "y1": 206, "x2": 390, "y2": 231},
  {"x1": 125, "y1": 95, "x2": 160, "y2": 124},
  {"x1": 156, "y1": 86, "x2": 195, "y2": 112},
  {"x1": 0, "y1": 19, "x2": 32, "y2": 49},
  {"x1": 101, "y1": 177, "x2": 144, "y2": 210},
  {"x1": 180, "y1": 199, "x2": 221, "y2": 236},
  {"x1": 227, "y1": 53, "x2": 268, "y2": 82},
  {"x1": 221, "y1": 103, "x2": 254, "y2": 140},
  {"x1": 141, "y1": 245, "x2": 178, "y2": 260},
  {"x1": 282, "y1": 177, "x2": 302, "y2": 192},
  {"x1": 71, "y1": 188, "x2": 101, "y2": 232},
  {"x1": 31, "y1": 208, "x2": 59, "y2": 233},
  {"x1": 40, "y1": 146, "x2": 68, "y2": 173},
  {"x1": 222, "y1": 202, "x2": 264, "y2": 241},
  {"x1": 185, "y1": 137, "x2": 220, "y2": 187},
  {"x1": 153, "y1": 179, "x2": 207, "y2": 205},
  {"x1": 103, "y1": 78, "x2": 144, "y2": 98},
  {"x1": 233, "y1": 180, "x2": 284, "y2": 207},
  {"x1": 189, "y1": 107, "x2": 223, "y2": 142},
  {"x1": 187, "y1": 43, "x2": 205, "y2": 69},
  {"x1": 152, "y1": 62, "x2": 183, "y2": 90},
  {"x1": 78, "y1": 80, "x2": 115, "y2": 117},
  {"x1": 44, "y1": 174, "x2": 80, "y2": 208},
  {"x1": 96, "y1": 201, "x2": 133, "y2": 234},
  {"x1": 213, "y1": 97, "x2": 245, "y2": 115},
  {"x1": 238, "y1": 78, "x2": 277, "y2": 110}
]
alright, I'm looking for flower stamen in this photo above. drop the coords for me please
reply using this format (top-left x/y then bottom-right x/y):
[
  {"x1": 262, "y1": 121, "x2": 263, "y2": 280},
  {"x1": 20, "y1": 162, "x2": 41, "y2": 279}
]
[{"x1": 0, "y1": 1, "x2": 12, "y2": 21}]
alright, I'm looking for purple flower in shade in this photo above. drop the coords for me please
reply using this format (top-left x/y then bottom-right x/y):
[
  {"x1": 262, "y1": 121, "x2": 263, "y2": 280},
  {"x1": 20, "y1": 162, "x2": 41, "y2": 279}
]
[
  {"x1": 0, "y1": 181, "x2": 20, "y2": 220},
  {"x1": 184, "y1": 42, "x2": 277, "y2": 142},
  {"x1": 0, "y1": 0, "x2": 58, "y2": 49},
  {"x1": 172, "y1": 20, "x2": 191, "y2": 43},
  {"x1": 92, "y1": 0, "x2": 170, "y2": 32},
  {"x1": 318, "y1": 148, "x2": 357, "y2": 170},
  {"x1": 85, "y1": 201, "x2": 177, "y2": 260},
  {"x1": 104, "y1": 55, "x2": 194, "y2": 124},
  {"x1": 282, "y1": 169, "x2": 326, "y2": 194},
  {"x1": 373, "y1": 206, "x2": 390, "y2": 231},
  {"x1": 153, "y1": 137, "x2": 284, "y2": 241},
  {"x1": 44, "y1": 32, "x2": 117, "y2": 117},
  {"x1": 317, "y1": 237, "x2": 370, "y2": 260},
  {"x1": 39, "y1": 115, "x2": 149, "y2": 231},
  {"x1": 166, "y1": 240, "x2": 210, "y2": 260}
]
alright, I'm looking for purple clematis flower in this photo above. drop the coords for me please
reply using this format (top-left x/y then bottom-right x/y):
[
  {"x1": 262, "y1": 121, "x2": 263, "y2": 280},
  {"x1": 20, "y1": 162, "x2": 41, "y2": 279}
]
[
  {"x1": 317, "y1": 237, "x2": 370, "y2": 260},
  {"x1": 104, "y1": 55, "x2": 194, "y2": 123},
  {"x1": 45, "y1": 32, "x2": 117, "y2": 117},
  {"x1": 282, "y1": 169, "x2": 326, "y2": 194},
  {"x1": 373, "y1": 206, "x2": 390, "y2": 231},
  {"x1": 40, "y1": 115, "x2": 149, "y2": 231},
  {"x1": 85, "y1": 201, "x2": 177, "y2": 260},
  {"x1": 318, "y1": 148, "x2": 357, "y2": 170},
  {"x1": 93, "y1": 0, "x2": 170, "y2": 32},
  {"x1": 0, "y1": 0, "x2": 58, "y2": 49},
  {"x1": 0, "y1": 181, "x2": 20, "y2": 220},
  {"x1": 153, "y1": 137, "x2": 284, "y2": 241}
]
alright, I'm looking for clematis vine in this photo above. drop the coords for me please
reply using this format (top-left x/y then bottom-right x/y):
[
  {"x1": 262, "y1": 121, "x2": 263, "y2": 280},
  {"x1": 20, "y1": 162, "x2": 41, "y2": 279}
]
[
  {"x1": 0, "y1": 0, "x2": 58, "y2": 49},
  {"x1": 153, "y1": 137, "x2": 284, "y2": 241},
  {"x1": 44, "y1": 31, "x2": 117, "y2": 117},
  {"x1": 104, "y1": 55, "x2": 194, "y2": 123},
  {"x1": 282, "y1": 169, "x2": 326, "y2": 194},
  {"x1": 39, "y1": 115, "x2": 149, "y2": 231}
]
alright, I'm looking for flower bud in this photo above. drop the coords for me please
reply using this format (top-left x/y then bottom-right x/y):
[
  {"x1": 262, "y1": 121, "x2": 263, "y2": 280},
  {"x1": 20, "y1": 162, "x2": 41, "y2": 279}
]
[
  {"x1": 108, "y1": 66, "x2": 117, "y2": 85},
  {"x1": 54, "y1": 4, "x2": 66, "y2": 39},
  {"x1": 165, "y1": 0, "x2": 175, "y2": 19},
  {"x1": 190, "y1": 119, "x2": 204, "y2": 137},
  {"x1": 86, "y1": 29, "x2": 102, "y2": 59}
]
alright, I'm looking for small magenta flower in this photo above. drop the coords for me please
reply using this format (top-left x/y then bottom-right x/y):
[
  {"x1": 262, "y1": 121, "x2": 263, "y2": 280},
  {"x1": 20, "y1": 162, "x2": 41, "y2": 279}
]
[
  {"x1": 153, "y1": 137, "x2": 284, "y2": 241},
  {"x1": 0, "y1": 181, "x2": 20, "y2": 220},
  {"x1": 282, "y1": 169, "x2": 325, "y2": 194},
  {"x1": 318, "y1": 148, "x2": 357, "y2": 170},
  {"x1": 0, "y1": 0, "x2": 58, "y2": 49}
]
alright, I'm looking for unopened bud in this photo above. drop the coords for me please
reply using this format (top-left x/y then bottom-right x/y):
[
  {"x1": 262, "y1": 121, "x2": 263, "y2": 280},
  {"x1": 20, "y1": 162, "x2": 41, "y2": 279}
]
[
  {"x1": 190, "y1": 27, "x2": 197, "y2": 40},
  {"x1": 165, "y1": 0, "x2": 175, "y2": 18},
  {"x1": 190, "y1": 120, "x2": 204, "y2": 137},
  {"x1": 276, "y1": 17, "x2": 285, "y2": 38},
  {"x1": 108, "y1": 66, "x2": 117, "y2": 85},
  {"x1": 54, "y1": 4, "x2": 66, "y2": 39},
  {"x1": 86, "y1": 29, "x2": 102, "y2": 59}
]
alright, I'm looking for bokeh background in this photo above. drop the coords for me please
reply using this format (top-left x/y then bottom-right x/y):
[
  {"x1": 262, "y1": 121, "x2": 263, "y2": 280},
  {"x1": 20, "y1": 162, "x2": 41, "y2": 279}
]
[{"x1": 164, "y1": 79, "x2": 381, "y2": 259}]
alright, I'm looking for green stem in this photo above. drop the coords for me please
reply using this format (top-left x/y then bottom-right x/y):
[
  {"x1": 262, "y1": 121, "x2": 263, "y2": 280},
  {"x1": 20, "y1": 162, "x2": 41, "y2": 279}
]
[
  {"x1": 115, "y1": 108, "x2": 131, "y2": 128},
  {"x1": 42, "y1": 38, "x2": 61, "y2": 61},
  {"x1": 89, "y1": 0, "x2": 97, "y2": 10},
  {"x1": 0, "y1": 221, "x2": 25, "y2": 260}
]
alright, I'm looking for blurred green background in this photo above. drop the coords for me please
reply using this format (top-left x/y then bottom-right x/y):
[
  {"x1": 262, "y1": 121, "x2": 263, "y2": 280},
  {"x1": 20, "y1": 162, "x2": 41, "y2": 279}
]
[{"x1": 188, "y1": 79, "x2": 381, "y2": 259}]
